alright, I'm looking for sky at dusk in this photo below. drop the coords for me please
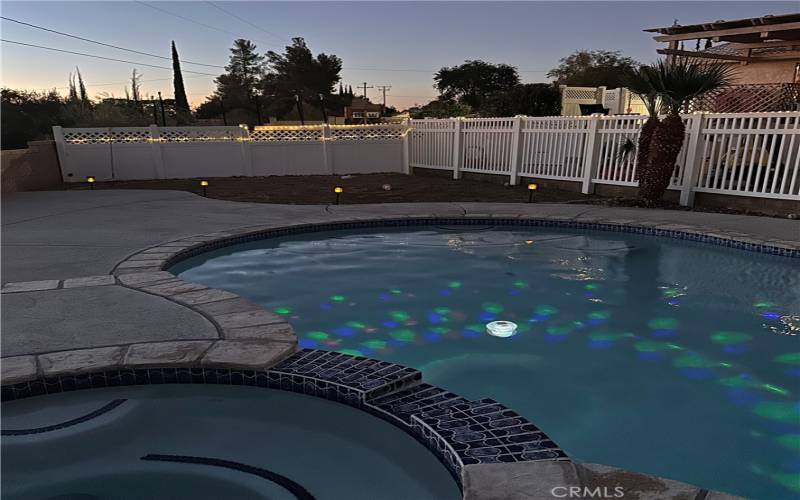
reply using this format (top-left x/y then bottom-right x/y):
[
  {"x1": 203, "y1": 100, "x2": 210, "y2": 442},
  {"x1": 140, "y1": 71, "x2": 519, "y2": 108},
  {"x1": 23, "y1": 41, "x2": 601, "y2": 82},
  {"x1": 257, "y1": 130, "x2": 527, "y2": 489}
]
[{"x1": 1, "y1": 1, "x2": 797, "y2": 110}]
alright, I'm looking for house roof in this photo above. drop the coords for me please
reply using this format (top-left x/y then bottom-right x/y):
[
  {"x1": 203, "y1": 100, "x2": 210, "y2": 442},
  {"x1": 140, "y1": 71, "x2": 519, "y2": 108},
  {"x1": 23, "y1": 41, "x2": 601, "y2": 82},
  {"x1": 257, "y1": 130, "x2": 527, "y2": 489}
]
[{"x1": 700, "y1": 42, "x2": 800, "y2": 58}]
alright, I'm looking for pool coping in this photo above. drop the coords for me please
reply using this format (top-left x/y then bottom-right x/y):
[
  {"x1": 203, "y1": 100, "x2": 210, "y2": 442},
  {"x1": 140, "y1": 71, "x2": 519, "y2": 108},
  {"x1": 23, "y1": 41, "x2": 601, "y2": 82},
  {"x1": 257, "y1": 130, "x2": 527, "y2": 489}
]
[{"x1": 1, "y1": 213, "x2": 777, "y2": 499}]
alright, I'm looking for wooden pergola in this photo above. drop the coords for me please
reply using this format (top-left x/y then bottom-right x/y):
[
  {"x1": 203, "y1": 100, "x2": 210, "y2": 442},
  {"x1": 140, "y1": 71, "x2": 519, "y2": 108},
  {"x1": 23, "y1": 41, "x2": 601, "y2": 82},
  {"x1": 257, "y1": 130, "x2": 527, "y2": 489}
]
[{"x1": 645, "y1": 13, "x2": 800, "y2": 63}]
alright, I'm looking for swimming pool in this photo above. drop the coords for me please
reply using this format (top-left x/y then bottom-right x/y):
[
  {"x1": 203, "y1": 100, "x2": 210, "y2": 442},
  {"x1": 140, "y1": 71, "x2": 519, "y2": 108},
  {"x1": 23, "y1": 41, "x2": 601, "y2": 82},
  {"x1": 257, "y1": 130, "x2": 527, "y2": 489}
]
[
  {"x1": 173, "y1": 225, "x2": 800, "y2": 499},
  {"x1": 2, "y1": 384, "x2": 461, "y2": 500}
]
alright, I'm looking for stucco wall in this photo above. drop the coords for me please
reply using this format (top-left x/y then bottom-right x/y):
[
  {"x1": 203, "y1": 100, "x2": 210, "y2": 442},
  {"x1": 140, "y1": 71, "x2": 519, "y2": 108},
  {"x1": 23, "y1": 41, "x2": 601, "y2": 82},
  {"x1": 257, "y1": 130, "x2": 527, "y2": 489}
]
[
  {"x1": 729, "y1": 60, "x2": 798, "y2": 84},
  {"x1": 1, "y1": 140, "x2": 63, "y2": 195}
]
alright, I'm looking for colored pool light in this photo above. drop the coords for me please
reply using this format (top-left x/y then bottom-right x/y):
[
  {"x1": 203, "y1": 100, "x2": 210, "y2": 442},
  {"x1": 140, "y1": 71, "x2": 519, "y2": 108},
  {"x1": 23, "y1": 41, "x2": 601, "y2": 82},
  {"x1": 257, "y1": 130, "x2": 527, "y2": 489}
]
[
  {"x1": 527, "y1": 183, "x2": 538, "y2": 203},
  {"x1": 86, "y1": 176, "x2": 95, "y2": 189},
  {"x1": 486, "y1": 320, "x2": 518, "y2": 338},
  {"x1": 334, "y1": 186, "x2": 343, "y2": 204}
]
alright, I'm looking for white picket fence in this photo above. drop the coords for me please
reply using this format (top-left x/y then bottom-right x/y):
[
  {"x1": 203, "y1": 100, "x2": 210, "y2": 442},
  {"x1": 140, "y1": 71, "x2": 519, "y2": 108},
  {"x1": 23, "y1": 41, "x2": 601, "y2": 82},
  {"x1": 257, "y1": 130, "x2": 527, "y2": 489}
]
[
  {"x1": 54, "y1": 123, "x2": 407, "y2": 182},
  {"x1": 410, "y1": 112, "x2": 800, "y2": 205}
]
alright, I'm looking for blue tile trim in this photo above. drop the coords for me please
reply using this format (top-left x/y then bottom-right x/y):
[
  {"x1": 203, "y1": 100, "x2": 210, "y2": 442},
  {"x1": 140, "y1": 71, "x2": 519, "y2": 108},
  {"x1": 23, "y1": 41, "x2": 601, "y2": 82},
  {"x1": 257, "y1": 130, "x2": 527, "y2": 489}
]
[
  {"x1": 0, "y1": 350, "x2": 569, "y2": 488},
  {"x1": 162, "y1": 218, "x2": 799, "y2": 271}
]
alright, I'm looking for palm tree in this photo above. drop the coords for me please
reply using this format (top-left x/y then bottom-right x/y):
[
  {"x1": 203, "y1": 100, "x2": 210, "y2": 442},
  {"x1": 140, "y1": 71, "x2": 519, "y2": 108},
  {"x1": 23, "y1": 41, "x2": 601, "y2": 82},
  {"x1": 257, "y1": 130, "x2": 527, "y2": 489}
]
[
  {"x1": 641, "y1": 58, "x2": 733, "y2": 202},
  {"x1": 622, "y1": 64, "x2": 662, "y2": 185}
]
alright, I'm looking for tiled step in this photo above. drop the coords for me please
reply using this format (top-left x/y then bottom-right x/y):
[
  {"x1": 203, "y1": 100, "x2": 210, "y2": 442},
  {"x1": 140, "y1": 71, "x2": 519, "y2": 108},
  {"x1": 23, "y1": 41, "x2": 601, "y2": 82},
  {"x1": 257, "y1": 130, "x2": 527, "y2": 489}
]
[
  {"x1": 411, "y1": 398, "x2": 568, "y2": 478},
  {"x1": 364, "y1": 383, "x2": 468, "y2": 427},
  {"x1": 269, "y1": 349, "x2": 422, "y2": 406}
]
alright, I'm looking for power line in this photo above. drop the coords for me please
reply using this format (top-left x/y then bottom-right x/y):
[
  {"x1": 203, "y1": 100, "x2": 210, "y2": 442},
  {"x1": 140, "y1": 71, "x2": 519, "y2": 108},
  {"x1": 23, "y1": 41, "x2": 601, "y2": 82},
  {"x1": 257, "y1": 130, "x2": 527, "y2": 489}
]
[
  {"x1": 0, "y1": 16, "x2": 223, "y2": 68},
  {"x1": 343, "y1": 67, "x2": 549, "y2": 73},
  {"x1": 204, "y1": 2, "x2": 287, "y2": 42},
  {"x1": 1, "y1": 39, "x2": 219, "y2": 76},
  {"x1": 134, "y1": 1, "x2": 276, "y2": 48}
]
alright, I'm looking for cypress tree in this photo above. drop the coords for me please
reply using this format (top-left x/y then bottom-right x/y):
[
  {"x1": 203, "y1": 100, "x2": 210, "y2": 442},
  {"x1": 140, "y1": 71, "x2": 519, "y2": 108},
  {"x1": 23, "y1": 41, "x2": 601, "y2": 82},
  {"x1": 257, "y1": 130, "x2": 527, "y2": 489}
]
[
  {"x1": 172, "y1": 41, "x2": 190, "y2": 112},
  {"x1": 76, "y1": 67, "x2": 89, "y2": 103}
]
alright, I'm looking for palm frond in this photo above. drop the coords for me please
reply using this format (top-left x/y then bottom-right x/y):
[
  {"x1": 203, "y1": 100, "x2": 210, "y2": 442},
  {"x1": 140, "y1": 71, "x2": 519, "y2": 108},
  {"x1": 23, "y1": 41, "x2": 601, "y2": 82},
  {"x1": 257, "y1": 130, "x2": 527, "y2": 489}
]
[
  {"x1": 653, "y1": 58, "x2": 734, "y2": 115},
  {"x1": 621, "y1": 65, "x2": 661, "y2": 117}
]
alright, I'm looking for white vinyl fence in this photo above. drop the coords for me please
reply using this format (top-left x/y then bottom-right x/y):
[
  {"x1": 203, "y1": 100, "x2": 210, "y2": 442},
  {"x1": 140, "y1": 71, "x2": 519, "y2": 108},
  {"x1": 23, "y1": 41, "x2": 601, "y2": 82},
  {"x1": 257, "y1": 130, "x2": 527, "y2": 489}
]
[
  {"x1": 55, "y1": 113, "x2": 800, "y2": 207},
  {"x1": 410, "y1": 112, "x2": 800, "y2": 205},
  {"x1": 54, "y1": 123, "x2": 407, "y2": 182}
]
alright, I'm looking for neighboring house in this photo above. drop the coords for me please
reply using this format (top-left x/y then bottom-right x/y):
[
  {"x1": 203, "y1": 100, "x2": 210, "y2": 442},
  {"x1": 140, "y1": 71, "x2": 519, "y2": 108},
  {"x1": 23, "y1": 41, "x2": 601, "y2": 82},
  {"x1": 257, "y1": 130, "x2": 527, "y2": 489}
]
[
  {"x1": 344, "y1": 97, "x2": 383, "y2": 124},
  {"x1": 645, "y1": 13, "x2": 800, "y2": 112}
]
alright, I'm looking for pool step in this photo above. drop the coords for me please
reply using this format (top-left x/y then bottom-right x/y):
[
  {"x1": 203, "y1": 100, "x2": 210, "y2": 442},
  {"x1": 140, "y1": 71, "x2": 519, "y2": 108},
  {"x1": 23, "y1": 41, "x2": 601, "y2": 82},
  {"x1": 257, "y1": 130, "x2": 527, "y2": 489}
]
[
  {"x1": 411, "y1": 398, "x2": 568, "y2": 478},
  {"x1": 364, "y1": 383, "x2": 469, "y2": 427},
  {"x1": 269, "y1": 349, "x2": 422, "y2": 406}
]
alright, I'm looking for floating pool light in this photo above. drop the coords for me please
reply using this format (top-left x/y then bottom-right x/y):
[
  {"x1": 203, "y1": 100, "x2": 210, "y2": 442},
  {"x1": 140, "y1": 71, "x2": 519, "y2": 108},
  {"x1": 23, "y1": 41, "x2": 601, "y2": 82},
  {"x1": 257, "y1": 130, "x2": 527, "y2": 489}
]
[
  {"x1": 486, "y1": 320, "x2": 518, "y2": 338},
  {"x1": 200, "y1": 180, "x2": 209, "y2": 197},
  {"x1": 334, "y1": 186, "x2": 343, "y2": 204},
  {"x1": 527, "y1": 183, "x2": 538, "y2": 203},
  {"x1": 87, "y1": 176, "x2": 95, "y2": 189}
]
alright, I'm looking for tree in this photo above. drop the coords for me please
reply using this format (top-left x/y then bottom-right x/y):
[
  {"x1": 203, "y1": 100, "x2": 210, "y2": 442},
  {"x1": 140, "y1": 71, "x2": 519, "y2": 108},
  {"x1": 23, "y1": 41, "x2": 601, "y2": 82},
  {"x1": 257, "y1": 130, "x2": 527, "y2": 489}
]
[
  {"x1": 1, "y1": 88, "x2": 68, "y2": 149},
  {"x1": 172, "y1": 41, "x2": 190, "y2": 113},
  {"x1": 212, "y1": 39, "x2": 264, "y2": 111},
  {"x1": 621, "y1": 64, "x2": 662, "y2": 185},
  {"x1": 261, "y1": 37, "x2": 342, "y2": 118},
  {"x1": 547, "y1": 50, "x2": 638, "y2": 88},
  {"x1": 642, "y1": 58, "x2": 732, "y2": 202},
  {"x1": 76, "y1": 67, "x2": 89, "y2": 104},
  {"x1": 130, "y1": 69, "x2": 142, "y2": 104},
  {"x1": 409, "y1": 98, "x2": 473, "y2": 119},
  {"x1": 434, "y1": 60, "x2": 519, "y2": 109},
  {"x1": 482, "y1": 83, "x2": 561, "y2": 117}
]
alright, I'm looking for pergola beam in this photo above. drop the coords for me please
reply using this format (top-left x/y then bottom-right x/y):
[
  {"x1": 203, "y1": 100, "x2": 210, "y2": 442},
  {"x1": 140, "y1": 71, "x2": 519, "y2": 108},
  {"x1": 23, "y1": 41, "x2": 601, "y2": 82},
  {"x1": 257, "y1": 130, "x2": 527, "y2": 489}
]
[
  {"x1": 653, "y1": 22, "x2": 800, "y2": 42},
  {"x1": 656, "y1": 48, "x2": 756, "y2": 62}
]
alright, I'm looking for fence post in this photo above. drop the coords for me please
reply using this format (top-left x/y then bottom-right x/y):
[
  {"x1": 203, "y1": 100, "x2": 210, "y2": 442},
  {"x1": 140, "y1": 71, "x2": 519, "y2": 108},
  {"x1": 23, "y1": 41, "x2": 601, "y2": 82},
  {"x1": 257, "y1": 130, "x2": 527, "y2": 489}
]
[
  {"x1": 52, "y1": 126, "x2": 69, "y2": 182},
  {"x1": 148, "y1": 125, "x2": 166, "y2": 179},
  {"x1": 322, "y1": 124, "x2": 333, "y2": 174},
  {"x1": 509, "y1": 116, "x2": 524, "y2": 186},
  {"x1": 679, "y1": 113, "x2": 705, "y2": 206},
  {"x1": 580, "y1": 116, "x2": 602, "y2": 194},
  {"x1": 452, "y1": 118, "x2": 463, "y2": 179},
  {"x1": 238, "y1": 125, "x2": 254, "y2": 176},
  {"x1": 402, "y1": 119, "x2": 411, "y2": 175}
]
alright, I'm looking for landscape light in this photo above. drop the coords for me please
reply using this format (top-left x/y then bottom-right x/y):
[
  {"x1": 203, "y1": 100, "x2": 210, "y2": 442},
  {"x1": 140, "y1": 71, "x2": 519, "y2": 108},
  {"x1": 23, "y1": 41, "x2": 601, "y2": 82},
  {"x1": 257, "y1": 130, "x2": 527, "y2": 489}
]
[
  {"x1": 200, "y1": 180, "x2": 209, "y2": 197},
  {"x1": 527, "y1": 183, "x2": 538, "y2": 203},
  {"x1": 87, "y1": 176, "x2": 95, "y2": 190},
  {"x1": 334, "y1": 186, "x2": 343, "y2": 204}
]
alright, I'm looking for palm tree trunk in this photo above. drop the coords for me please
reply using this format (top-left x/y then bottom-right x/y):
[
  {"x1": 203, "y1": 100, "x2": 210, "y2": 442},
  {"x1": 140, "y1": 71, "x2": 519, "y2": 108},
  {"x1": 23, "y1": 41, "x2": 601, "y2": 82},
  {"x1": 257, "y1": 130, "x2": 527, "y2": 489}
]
[
  {"x1": 641, "y1": 114, "x2": 685, "y2": 202},
  {"x1": 635, "y1": 115, "x2": 659, "y2": 183}
]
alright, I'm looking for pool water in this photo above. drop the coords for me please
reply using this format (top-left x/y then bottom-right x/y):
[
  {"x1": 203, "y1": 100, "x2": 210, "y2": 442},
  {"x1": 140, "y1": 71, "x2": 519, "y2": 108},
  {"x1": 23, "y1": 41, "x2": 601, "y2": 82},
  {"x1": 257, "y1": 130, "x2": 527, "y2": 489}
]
[
  {"x1": 173, "y1": 226, "x2": 800, "y2": 499},
  {"x1": 2, "y1": 385, "x2": 460, "y2": 500}
]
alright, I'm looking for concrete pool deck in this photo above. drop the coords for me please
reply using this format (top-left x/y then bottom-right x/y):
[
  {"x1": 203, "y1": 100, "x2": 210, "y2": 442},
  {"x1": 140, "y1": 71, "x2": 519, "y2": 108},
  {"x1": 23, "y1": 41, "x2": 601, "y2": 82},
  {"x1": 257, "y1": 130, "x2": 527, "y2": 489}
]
[{"x1": 3, "y1": 189, "x2": 796, "y2": 499}]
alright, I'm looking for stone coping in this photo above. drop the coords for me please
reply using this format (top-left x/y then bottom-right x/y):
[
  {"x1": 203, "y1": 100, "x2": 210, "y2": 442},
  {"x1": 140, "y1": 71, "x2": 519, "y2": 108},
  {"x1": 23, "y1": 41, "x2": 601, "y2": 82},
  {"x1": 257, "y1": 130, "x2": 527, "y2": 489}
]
[{"x1": 111, "y1": 216, "x2": 797, "y2": 279}]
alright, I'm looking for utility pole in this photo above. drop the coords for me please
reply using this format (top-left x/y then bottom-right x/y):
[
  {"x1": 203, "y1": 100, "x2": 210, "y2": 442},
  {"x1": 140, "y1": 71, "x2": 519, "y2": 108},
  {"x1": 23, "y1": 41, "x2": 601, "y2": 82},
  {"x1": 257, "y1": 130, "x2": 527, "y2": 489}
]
[
  {"x1": 360, "y1": 82, "x2": 373, "y2": 124},
  {"x1": 376, "y1": 85, "x2": 391, "y2": 117},
  {"x1": 360, "y1": 82, "x2": 373, "y2": 99}
]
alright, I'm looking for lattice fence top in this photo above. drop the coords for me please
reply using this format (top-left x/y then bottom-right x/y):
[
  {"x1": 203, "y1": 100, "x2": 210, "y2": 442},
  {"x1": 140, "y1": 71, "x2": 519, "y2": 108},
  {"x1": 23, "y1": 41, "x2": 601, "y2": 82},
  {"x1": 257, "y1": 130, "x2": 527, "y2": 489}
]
[
  {"x1": 251, "y1": 126, "x2": 323, "y2": 142},
  {"x1": 63, "y1": 128, "x2": 112, "y2": 145},
  {"x1": 689, "y1": 84, "x2": 800, "y2": 113},
  {"x1": 329, "y1": 124, "x2": 405, "y2": 141},
  {"x1": 159, "y1": 127, "x2": 241, "y2": 143},
  {"x1": 109, "y1": 128, "x2": 151, "y2": 143},
  {"x1": 562, "y1": 87, "x2": 599, "y2": 100}
]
